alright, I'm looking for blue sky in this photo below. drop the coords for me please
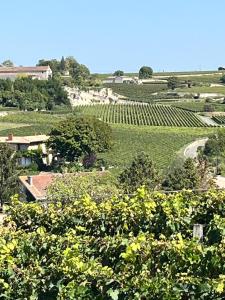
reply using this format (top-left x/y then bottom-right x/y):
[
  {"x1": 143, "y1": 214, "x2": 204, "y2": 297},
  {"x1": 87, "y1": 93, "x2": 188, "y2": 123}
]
[{"x1": 1, "y1": 0, "x2": 225, "y2": 73}]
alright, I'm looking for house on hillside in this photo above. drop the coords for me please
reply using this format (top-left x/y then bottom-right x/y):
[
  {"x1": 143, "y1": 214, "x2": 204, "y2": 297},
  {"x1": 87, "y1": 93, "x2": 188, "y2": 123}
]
[
  {"x1": 19, "y1": 171, "x2": 107, "y2": 201},
  {"x1": 0, "y1": 66, "x2": 52, "y2": 80},
  {"x1": 0, "y1": 134, "x2": 51, "y2": 166}
]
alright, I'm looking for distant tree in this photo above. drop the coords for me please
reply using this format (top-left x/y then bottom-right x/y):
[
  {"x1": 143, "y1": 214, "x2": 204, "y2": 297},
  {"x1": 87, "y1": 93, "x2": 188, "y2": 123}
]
[
  {"x1": 60, "y1": 56, "x2": 66, "y2": 73},
  {"x1": 163, "y1": 158, "x2": 200, "y2": 191},
  {"x1": 2, "y1": 60, "x2": 14, "y2": 67},
  {"x1": 139, "y1": 66, "x2": 153, "y2": 79},
  {"x1": 167, "y1": 76, "x2": 179, "y2": 90},
  {"x1": 218, "y1": 67, "x2": 225, "y2": 71},
  {"x1": 0, "y1": 143, "x2": 18, "y2": 207},
  {"x1": 113, "y1": 70, "x2": 124, "y2": 76},
  {"x1": 204, "y1": 104, "x2": 214, "y2": 112},
  {"x1": 221, "y1": 74, "x2": 225, "y2": 83},
  {"x1": 48, "y1": 116, "x2": 112, "y2": 163},
  {"x1": 118, "y1": 152, "x2": 159, "y2": 193}
]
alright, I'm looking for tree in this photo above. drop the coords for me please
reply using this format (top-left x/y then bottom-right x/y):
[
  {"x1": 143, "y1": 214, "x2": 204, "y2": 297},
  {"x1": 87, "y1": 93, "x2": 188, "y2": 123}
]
[
  {"x1": 118, "y1": 152, "x2": 159, "y2": 193},
  {"x1": 167, "y1": 76, "x2": 179, "y2": 90},
  {"x1": 48, "y1": 116, "x2": 112, "y2": 163},
  {"x1": 60, "y1": 56, "x2": 66, "y2": 73},
  {"x1": 113, "y1": 70, "x2": 124, "y2": 76},
  {"x1": 0, "y1": 143, "x2": 18, "y2": 207},
  {"x1": 163, "y1": 158, "x2": 200, "y2": 190},
  {"x1": 2, "y1": 60, "x2": 14, "y2": 67},
  {"x1": 221, "y1": 74, "x2": 225, "y2": 83},
  {"x1": 138, "y1": 66, "x2": 153, "y2": 79}
]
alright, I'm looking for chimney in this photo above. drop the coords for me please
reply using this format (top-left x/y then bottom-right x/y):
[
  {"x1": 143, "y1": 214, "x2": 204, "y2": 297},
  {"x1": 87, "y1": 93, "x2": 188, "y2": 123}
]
[
  {"x1": 7, "y1": 133, "x2": 13, "y2": 141},
  {"x1": 27, "y1": 176, "x2": 33, "y2": 185}
]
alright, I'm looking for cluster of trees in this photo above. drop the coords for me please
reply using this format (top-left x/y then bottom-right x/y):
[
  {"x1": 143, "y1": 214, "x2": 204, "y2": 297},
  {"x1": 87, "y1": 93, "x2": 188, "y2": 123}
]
[
  {"x1": 118, "y1": 152, "x2": 213, "y2": 193},
  {"x1": 0, "y1": 77, "x2": 69, "y2": 110},
  {"x1": 113, "y1": 66, "x2": 154, "y2": 79},
  {"x1": 37, "y1": 56, "x2": 92, "y2": 86}
]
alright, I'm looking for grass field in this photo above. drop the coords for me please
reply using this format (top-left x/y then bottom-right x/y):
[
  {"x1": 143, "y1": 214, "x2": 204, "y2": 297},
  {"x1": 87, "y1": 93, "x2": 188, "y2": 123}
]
[
  {"x1": 99, "y1": 125, "x2": 215, "y2": 173},
  {"x1": 74, "y1": 104, "x2": 208, "y2": 127}
]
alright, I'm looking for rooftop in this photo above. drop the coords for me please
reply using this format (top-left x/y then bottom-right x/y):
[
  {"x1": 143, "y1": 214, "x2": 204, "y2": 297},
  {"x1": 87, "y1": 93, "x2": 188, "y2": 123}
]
[
  {"x1": 0, "y1": 66, "x2": 51, "y2": 73},
  {"x1": 0, "y1": 134, "x2": 49, "y2": 144}
]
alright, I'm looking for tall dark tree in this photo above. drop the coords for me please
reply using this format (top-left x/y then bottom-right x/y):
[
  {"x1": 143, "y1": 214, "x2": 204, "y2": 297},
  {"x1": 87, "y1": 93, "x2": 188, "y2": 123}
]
[
  {"x1": 60, "y1": 56, "x2": 66, "y2": 73},
  {"x1": 0, "y1": 143, "x2": 18, "y2": 207},
  {"x1": 118, "y1": 152, "x2": 159, "y2": 193}
]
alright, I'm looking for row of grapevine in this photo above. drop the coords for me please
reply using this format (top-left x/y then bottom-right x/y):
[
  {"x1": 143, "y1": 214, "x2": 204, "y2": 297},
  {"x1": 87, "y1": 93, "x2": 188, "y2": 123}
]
[
  {"x1": 212, "y1": 115, "x2": 225, "y2": 125},
  {"x1": 3, "y1": 189, "x2": 225, "y2": 299},
  {"x1": 75, "y1": 104, "x2": 208, "y2": 127}
]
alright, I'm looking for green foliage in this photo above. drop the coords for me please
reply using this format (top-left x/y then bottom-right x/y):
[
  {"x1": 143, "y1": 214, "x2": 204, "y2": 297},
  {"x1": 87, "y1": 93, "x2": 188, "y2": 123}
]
[
  {"x1": 1, "y1": 59, "x2": 14, "y2": 67},
  {"x1": 0, "y1": 143, "x2": 18, "y2": 206},
  {"x1": 3, "y1": 189, "x2": 225, "y2": 298},
  {"x1": 113, "y1": 70, "x2": 124, "y2": 76},
  {"x1": 163, "y1": 158, "x2": 200, "y2": 190},
  {"x1": 47, "y1": 172, "x2": 119, "y2": 203},
  {"x1": 220, "y1": 74, "x2": 225, "y2": 83},
  {"x1": 48, "y1": 115, "x2": 112, "y2": 163},
  {"x1": 74, "y1": 104, "x2": 208, "y2": 127},
  {"x1": 0, "y1": 77, "x2": 69, "y2": 110},
  {"x1": 139, "y1": 66, "x2": 153, "y2": 79},
  {"x1": 118, "y1": 152, "x2": 159, "y2": 193},
  {"x1": 167, "y1": 76, "x2": 179, "y2": 90}
]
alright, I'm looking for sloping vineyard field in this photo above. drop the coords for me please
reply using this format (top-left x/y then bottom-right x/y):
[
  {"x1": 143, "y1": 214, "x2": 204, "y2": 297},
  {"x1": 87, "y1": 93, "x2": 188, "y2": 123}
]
[
  {"x1": 75, "y1": 104, "x2": 208, "y2": 127},
  {"x1": 104, "y1": 83, "x2": 167, "y2": 102},
  {"x1": 212, "y1": 115, "x2": 225, "y2": 124}
]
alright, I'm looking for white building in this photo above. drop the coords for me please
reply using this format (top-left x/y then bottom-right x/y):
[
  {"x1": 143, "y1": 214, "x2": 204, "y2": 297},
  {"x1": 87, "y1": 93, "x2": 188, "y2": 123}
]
[
  {"x1": 0, "y1": 66, "x2": 52, "y2": 80},
  {"x1": 103, "y1": 76, "x2": 136, "y2": 84}
]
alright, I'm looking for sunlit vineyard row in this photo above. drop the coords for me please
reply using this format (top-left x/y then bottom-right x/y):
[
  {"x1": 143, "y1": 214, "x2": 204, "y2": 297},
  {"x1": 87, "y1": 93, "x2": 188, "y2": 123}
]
[{"x1": 75, "y1": 104, "x2": 208, "y2": 127}]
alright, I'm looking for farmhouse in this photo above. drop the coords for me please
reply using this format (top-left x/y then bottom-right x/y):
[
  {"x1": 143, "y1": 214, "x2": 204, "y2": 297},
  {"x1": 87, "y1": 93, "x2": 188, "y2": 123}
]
[
  {"x1": 0, "y1": 134, "x2": 51, "y2": 166},
  {"x1": 0, "y1": 66, "x2": 52, "y2": 80}
]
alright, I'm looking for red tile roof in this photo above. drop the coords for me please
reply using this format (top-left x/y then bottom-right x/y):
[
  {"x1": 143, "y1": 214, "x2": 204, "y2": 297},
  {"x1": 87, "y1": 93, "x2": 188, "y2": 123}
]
[{"x1": 0, "y1": 66, "x2": 51, "y2": 73}]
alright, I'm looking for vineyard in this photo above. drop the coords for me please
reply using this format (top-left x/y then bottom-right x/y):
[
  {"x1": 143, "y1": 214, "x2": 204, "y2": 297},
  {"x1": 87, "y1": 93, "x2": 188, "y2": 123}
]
[
  {"x1": 3, "y1": 189, "x2": 225, "y2": 299},
  {"x1": 104, "y1": 83, "x2": 167, "y2": 102},
  {"x1": 75, "y1": 104, "x2": 208, "y2": 127},
  {"x1": 212, "y1": 115, "x2": 225, "y2": 124},
  {"x1": 171, "y1": 101, "x2": 225, "y2": 112}
]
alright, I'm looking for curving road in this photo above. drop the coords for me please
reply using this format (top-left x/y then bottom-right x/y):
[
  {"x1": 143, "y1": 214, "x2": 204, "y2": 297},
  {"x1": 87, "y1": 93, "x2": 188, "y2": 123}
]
[
  {"x1": 183, "y1": 138, "x2": 225, "y2": 189},
  {"x1": 183, "y1": 138, "x2": 208, "y2": 159}
]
